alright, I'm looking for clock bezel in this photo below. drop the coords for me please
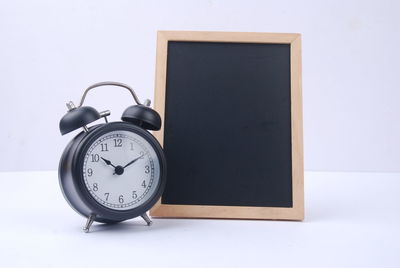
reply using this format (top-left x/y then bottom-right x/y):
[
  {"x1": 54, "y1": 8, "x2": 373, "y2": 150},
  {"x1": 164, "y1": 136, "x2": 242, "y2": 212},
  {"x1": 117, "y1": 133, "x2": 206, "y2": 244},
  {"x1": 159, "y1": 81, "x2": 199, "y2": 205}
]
[{"x1": 71, "y1": 122, "x2": 167, "y2": 222}]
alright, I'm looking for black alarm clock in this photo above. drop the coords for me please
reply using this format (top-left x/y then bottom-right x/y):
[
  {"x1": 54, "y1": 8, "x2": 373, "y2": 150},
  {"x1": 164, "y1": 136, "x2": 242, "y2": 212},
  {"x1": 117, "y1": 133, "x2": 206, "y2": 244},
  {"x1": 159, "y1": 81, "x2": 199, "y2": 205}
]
[{"x1": 58, "y1": 82, "x2": 166, "y2": 233}]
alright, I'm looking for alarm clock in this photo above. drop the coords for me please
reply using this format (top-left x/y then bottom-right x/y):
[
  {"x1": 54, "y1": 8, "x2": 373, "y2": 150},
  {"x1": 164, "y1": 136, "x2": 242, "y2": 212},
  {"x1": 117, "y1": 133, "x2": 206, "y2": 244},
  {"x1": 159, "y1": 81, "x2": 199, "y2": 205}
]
[{"x1": 58, "y1": 82, "x2": 166, "y2": 233}]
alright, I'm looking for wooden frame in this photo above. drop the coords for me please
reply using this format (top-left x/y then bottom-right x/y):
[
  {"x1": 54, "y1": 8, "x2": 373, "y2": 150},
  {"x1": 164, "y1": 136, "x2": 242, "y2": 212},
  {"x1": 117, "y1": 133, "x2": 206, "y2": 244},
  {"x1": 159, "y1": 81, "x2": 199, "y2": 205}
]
[{"x1": 150, "y1": 31, "x2": 304, "y2": 220}]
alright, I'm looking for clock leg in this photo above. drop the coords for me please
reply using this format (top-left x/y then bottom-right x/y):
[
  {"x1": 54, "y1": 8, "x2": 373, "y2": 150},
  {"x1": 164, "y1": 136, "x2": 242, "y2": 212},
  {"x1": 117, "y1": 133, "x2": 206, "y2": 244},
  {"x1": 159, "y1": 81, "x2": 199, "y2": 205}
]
[
  {"x1": 83, "y1": 214, "x2": 95, "y2": 233},
  {"x1": 141, "y1": 213, "x2": 153, "y2": 226}
]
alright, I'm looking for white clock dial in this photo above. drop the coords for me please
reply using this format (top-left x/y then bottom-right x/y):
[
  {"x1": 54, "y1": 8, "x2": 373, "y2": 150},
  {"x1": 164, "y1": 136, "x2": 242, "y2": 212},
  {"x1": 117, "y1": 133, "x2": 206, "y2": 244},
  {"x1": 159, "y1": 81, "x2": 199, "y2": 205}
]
[{"x1": 82, "y1": 130, "x2": 161, "y2": 211}]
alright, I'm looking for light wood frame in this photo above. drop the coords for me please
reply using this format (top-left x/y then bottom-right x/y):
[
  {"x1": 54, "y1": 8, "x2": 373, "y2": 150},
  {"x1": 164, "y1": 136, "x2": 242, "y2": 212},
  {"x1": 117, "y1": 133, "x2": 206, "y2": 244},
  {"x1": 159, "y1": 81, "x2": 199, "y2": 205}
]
[{"x1": 150, "y1": 31, "x2": 304, "y2": 220}]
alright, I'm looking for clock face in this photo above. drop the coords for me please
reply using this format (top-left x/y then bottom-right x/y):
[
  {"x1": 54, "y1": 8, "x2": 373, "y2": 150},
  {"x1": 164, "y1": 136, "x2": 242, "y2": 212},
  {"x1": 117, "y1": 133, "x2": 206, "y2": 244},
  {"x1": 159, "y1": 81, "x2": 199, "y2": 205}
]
[{"x1": 82, "y1": 130, "x2": 161, "y2": 211}]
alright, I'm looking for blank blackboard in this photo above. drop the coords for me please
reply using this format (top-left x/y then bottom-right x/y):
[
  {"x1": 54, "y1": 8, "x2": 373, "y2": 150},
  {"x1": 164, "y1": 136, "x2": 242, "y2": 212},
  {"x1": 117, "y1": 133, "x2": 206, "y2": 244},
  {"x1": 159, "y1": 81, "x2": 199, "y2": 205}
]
[{"x1": 151, "y1": 31, "x2": 304, "y2": 220}]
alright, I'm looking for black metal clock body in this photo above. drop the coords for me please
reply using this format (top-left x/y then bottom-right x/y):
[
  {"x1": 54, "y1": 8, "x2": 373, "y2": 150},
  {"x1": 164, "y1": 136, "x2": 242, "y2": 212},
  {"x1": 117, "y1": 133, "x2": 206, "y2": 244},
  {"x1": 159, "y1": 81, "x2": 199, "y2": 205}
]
[
  {"x1": 59, "y1": 122, "x2": 166, "y2": 223},
  {"x1": 58, "y1": 82, "x2": 166, "y2": 231}
]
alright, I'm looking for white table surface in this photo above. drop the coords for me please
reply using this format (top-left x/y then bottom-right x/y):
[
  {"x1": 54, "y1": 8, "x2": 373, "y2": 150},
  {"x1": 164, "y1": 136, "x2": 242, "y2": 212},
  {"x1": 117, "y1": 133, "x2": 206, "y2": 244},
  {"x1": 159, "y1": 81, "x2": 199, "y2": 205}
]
[{"x1": 1, "y1": 171, "x2": 399, "y2": 268}]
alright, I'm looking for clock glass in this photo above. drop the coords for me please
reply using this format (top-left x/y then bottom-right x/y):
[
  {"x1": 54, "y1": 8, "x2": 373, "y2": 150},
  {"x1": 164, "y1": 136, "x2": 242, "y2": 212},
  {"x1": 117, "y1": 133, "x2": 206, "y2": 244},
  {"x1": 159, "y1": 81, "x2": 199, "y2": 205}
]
[{"x1": 82, "y1": 130, "x2": 161, "y2": 211}]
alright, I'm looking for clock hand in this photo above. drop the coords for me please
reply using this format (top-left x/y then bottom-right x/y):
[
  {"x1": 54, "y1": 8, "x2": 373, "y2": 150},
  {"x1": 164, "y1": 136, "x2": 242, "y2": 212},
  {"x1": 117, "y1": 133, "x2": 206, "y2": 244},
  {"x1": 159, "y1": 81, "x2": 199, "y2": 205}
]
[
  {"x1": 123, "y1": 154, "x2": 144, "y2": 169},
  {"x1": 101, "y1": 157, "x2": 116, "y2": 168},
  {"x1": 101, "y1": 157, "x2": 125, "y2": 175}
]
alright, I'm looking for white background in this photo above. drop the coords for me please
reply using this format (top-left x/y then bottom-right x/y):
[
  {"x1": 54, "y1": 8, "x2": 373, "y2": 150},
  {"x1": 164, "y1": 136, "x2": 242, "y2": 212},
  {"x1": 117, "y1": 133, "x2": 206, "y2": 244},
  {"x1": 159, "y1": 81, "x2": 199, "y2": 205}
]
[
  {"x1": 0, "y1": 0, "x2": 399, "y2": 172},
  {"x1": 2, "y1": 171, "x2": 399, "y2": 268}
]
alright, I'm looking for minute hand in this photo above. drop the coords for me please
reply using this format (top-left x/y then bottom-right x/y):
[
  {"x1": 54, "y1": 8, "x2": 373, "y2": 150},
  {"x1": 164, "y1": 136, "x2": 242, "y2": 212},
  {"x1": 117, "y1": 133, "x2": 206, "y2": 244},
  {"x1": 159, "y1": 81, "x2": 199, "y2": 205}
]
[{"x1": 123, "y1": 154, "x2": 144, "y2": 169}]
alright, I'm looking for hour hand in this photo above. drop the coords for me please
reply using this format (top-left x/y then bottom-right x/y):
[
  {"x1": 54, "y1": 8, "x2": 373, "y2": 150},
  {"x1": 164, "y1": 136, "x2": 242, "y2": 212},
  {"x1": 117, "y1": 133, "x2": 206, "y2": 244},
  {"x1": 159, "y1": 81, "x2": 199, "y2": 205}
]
[{"x1": 101, "y1": 157, "x2": 116, "y2": 168}]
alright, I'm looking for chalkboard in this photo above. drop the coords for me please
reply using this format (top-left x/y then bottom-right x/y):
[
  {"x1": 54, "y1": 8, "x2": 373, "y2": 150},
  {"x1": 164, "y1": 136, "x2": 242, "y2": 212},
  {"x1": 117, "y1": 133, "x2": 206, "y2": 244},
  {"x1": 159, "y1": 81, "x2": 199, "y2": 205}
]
[{"x1": 150, "y1": 31, "x2": 304, "y2": 220}]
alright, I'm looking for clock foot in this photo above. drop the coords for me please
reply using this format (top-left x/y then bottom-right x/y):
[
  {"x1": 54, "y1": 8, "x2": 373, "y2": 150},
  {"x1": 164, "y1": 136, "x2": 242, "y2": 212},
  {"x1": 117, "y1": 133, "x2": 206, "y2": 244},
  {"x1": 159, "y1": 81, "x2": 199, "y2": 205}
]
[
  {"x1": 83, "y1": 214, "x2": 95, "y2": 233},
  {"x1": 141, "y1": 213, "x2": 152, "y2": 226}
]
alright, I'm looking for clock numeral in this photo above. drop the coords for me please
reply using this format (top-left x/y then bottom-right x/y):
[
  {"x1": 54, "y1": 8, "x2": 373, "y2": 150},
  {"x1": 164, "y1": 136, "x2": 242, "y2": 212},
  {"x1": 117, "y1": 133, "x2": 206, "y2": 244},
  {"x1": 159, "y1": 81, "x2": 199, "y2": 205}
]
[
  {"x1": 93, "y1": 183, "x2": 98, "y2": 191},
  {"x1": 100, "y1": 143, "x2": 108, "y2": 152},
  {"x1": 114, "y1": 139, "x2": 122, "y2": 147},
  {"x1": 132, "y1": 191, "x2": 137, "y2": 199},
  {"x1": 104, "y1": 193, "x2": 109, "y2": 201},
  {"x1": 119, "y1": 195, "x2": 124, "y2": 203},
  {"x1": 87, "y1": 168, "x2": 93, "y2": 177},
  {"x1": 91, "y1": 154, "x2": 99, "y2": 162},
  {"x1": 130, "y1": 142, "x2": 134, "y2": 151},
  {"x1": 145, "y1": 165, "x2": 150, "y2": 173},
  {"x1": 141, "y1": 180, "x2": 146, "y2": 188}
]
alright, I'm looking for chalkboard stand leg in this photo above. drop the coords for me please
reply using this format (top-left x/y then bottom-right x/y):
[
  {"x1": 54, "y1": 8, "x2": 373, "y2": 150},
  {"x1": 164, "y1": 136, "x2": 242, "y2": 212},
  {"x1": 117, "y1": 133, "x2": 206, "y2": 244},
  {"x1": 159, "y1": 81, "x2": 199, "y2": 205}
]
[{"x1": 141, "y1": 213, "x2": 153, "y2": 226}]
